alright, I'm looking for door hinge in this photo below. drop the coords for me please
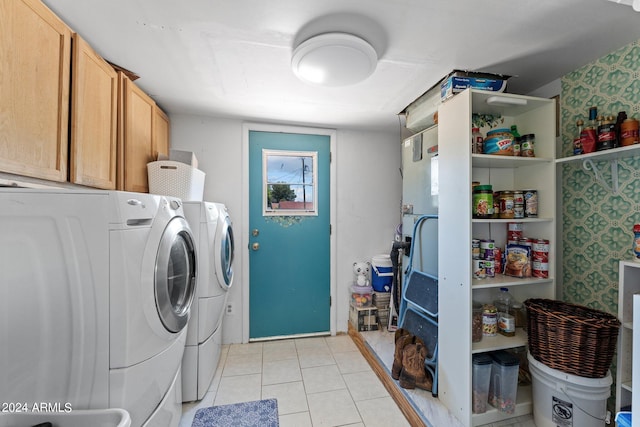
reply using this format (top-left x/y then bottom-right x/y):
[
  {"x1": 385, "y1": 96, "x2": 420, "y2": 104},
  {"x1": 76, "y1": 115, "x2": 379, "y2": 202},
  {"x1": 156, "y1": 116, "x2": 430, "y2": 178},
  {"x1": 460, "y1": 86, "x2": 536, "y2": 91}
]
[
  {"x1": 330, "y1": 296, "x2": 332, "y2": 306},
  {"x1": 330, "y1": 151, "x2": 332, "y2": 163},
  {"x1": 329, "y1": 224, "x2": 332, "y2": 235}
]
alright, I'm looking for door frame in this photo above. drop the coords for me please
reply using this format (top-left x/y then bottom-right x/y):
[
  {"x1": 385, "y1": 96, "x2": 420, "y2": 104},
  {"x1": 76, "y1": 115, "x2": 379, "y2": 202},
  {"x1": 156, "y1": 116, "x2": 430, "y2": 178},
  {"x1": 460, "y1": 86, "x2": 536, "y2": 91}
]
[{"x1": 241, "y1": 122, "x2": 337, "y2": 343}]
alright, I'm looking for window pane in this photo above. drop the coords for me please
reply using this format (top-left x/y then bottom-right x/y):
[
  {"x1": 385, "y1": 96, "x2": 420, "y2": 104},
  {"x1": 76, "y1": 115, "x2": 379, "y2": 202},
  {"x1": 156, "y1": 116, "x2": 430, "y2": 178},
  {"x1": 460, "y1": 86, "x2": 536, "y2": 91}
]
[{"x1": 264, "y1": 151, "x2": 317, "y2": 215}]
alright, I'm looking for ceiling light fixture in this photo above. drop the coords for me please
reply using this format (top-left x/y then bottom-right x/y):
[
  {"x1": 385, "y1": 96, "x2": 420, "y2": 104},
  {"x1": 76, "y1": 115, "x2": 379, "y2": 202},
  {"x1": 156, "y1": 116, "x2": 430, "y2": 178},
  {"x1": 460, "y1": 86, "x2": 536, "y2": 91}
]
[
  {"x1": 291, "y1": 32, "x2": 378, "y2": 87},
  {"x1": 607, "y1": 0, "x2": 640, "y2": 12}
]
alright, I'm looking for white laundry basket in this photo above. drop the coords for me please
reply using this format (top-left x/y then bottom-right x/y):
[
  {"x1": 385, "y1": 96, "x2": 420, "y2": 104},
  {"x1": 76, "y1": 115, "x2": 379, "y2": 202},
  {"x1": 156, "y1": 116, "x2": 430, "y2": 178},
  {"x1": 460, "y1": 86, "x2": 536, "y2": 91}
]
[
  {"x1": 147, "y1": 160, "x2": 205, "y2": 201},
  {"x1": 528, "y1": 352, "x2": 611, "y2": 427}
]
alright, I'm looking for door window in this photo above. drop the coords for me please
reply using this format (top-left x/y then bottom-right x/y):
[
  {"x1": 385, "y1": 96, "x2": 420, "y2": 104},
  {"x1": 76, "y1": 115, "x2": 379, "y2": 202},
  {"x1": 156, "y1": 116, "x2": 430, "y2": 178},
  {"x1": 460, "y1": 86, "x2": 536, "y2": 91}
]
[{"x1": 263, "y1": 150, "x2": 318, "y2": 216}]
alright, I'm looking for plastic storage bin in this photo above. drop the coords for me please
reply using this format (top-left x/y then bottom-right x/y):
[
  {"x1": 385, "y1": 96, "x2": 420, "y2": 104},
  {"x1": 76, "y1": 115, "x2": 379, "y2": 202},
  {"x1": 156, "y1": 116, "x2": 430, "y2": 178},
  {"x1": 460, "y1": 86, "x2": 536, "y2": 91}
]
[
  {"x1": 488, "y1": 350, "x2": 520, "y2": 414},
  {"x1": 147, "y1": 160, "x2": 205, "y2": 201},
  {"x1": 351, "y1": 285, "x2": 373, "y2": 307},
  {"x1": 616, "y1": 412, "x2": 632, "y2": 427},
  {"x1": 0, "y1": 408, "x2": 131, "y2": 427},
  {"x1": 472, "y1": 353, "x2": 493, "y2": 414}
]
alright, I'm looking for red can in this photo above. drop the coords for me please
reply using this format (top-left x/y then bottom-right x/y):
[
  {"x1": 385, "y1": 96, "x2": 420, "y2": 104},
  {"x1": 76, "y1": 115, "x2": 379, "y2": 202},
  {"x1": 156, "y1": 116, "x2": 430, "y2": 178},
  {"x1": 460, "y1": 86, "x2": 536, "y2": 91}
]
[
  {"x1": 494, "y1": 247, "x2": 502, "y2": 275},
  {"x1": 507, "y1": 222, "x2": 523, "y2": 244},
  {"x1": 532, "y1": 239, "x2": 549, "y2": 278}
]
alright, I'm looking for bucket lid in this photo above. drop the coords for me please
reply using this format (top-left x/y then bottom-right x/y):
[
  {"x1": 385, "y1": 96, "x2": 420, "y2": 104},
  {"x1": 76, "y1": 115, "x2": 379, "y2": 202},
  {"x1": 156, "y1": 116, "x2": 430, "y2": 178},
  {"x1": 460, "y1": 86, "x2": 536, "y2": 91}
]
[
  {"x1": 472, "y1": 353, "x2": 492, "y2": 365},
  {"x1": 372, "y1": 254, "x2": 392, "y2": 266},
  {"x1": 527, "y1": 351, "x2": 612, "y2": 387}
]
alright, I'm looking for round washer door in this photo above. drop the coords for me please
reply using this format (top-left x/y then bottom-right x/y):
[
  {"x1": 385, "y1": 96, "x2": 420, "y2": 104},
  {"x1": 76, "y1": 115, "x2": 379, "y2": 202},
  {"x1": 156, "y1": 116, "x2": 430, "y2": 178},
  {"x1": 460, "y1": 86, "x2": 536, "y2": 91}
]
[
  {"x1": 216, "y1": 214, "x2": 234, "y2": 289},
  {"x1": 155, "y1": 216, "x2": 197, "y2": 333}
]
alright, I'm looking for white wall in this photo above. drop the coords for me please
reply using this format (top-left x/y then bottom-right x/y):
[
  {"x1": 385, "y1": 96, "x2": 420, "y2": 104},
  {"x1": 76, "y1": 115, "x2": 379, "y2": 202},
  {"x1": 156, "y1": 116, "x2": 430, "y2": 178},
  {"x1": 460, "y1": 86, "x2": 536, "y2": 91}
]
[{"x1": 170, "y1": 114, "x2": 401, "y2": 344}]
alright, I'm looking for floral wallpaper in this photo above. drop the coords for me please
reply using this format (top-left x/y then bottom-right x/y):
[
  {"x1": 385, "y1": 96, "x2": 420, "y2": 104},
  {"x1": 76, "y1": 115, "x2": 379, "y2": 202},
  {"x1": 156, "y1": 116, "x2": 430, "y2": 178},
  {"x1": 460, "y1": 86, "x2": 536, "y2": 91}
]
[
  {"x1": 560, "y1": 39, "x2": 640, "y2": 314},
  {"x1": 560, "y1": 39, "x2": 640, "y2": 410}
]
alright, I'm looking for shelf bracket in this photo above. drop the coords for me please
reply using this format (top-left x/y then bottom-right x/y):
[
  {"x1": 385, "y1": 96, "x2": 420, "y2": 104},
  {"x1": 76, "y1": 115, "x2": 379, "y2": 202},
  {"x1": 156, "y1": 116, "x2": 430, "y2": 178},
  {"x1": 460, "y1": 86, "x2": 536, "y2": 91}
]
[{"x1": 582, "y1": 158, "x2": 619, "y2": 194}]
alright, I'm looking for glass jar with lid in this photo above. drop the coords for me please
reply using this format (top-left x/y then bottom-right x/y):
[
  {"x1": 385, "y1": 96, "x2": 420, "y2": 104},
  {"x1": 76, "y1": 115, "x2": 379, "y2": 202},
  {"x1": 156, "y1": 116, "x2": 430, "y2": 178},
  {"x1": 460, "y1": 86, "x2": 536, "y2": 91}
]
[{"x1": 498, "y1": 191, "x2": 515, "y2": 219}]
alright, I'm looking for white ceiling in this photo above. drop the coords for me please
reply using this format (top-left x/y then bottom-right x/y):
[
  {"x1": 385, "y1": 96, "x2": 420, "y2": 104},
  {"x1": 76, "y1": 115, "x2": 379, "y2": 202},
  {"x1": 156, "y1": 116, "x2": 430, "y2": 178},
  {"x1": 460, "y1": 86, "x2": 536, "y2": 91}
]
[{"x1": 43, "y1": 0, "x2": 640, "y2": 132}]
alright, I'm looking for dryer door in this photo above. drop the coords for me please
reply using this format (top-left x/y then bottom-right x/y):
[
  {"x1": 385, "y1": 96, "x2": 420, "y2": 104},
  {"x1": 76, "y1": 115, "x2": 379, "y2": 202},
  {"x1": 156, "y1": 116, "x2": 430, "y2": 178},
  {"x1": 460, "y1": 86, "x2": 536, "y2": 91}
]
[
  {"x1": 216, "y1": 214, "x2": 234, "y2": 289},
  {"x1": 155, "y1": 217, "x2": 197, "y2": 333}
]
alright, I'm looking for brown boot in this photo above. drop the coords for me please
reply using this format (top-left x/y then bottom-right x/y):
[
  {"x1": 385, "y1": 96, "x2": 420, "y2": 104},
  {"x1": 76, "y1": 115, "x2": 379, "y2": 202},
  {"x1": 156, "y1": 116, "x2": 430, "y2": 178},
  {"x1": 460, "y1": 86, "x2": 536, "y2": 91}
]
[
  {"x1": 394, "y1": 328, "x2": 410, "y2": 343},
  {"x1": 391, "y1": 334, "x2": 424, "y2": 380},
  {"x1": 398, "y1": 342, "x2": 433, "y2": 391},
  {"x1": 392, "y1": 334, "x2": 411, "y2": 380}
]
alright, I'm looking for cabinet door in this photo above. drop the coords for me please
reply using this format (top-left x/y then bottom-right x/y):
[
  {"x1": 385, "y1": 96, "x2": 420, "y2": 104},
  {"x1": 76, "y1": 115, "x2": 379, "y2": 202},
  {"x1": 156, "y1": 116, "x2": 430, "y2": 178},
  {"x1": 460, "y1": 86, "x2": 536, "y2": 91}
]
[
  {"x1": 152, "y1": 106, "x2": 170, "y2": 160},
  {"x1": 0, "y1": 0, "x2": 71, "y2": 181},
  {"x1": 118, "y1": 74, "x2": 154, "y2": 193},
  {"x1": 70, "y1": 34, "x2": 117, "y2": 189}
]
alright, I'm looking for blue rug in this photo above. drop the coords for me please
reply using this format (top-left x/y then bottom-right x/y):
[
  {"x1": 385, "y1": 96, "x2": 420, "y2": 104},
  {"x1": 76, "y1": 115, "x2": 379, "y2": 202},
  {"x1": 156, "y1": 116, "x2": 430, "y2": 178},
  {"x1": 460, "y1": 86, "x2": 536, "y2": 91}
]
[{"x1": 192, "y1": 399, "x2": 279, "y2": 427}]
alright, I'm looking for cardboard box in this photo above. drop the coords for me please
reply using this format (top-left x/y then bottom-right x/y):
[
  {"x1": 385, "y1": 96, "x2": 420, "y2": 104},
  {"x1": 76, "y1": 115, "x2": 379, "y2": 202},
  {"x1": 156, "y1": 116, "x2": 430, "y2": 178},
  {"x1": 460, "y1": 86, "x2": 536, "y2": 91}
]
[
  {"x1": 401, "y1": 69, "x2": 509, "y2": 132},
  {"x1": 349, "y1": 303, "x2": 378, "y2": 332},
  {"x1": 440, "y1": 70, "x2": 508, "y2": 101},
  {"x1": 169, "y1": 149, "x2": 199, "y2": 169}
]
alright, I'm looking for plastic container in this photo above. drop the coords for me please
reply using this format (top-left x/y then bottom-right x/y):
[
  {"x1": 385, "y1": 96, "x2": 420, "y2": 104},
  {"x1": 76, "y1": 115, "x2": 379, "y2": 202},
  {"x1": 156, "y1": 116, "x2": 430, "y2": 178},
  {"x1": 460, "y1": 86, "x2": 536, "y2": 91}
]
[
  {"x1": 483, "y1": 128, "x2": 513, "y2": 156},
  {"x1": 488, "y1": 350, "x2": 520, "y2": 414},
  {"x1": 493, "y1": 287, "x2": 513, "y2": 315},
  {"x1": 351, "y1": 285, "x2": 373, "y2": 307},
  {"x1": 616, "y1": 412, "x2": 632, "y2": 427},
  {"x1": 472, "y1": 301, "x2": 483, "y2": 342},
  {"x1": 472, "y1": 353, "x2": 493, "y2": 413},
  {"x1": 0, "y1": 408, "x2": 131, "y2": 427},
  {"x1": 371, "y1": 254, "x2": 393, "y2": 292},
  {"x1": 528, "y1": 352, "x2": 612, "y2": 427},
  {"x1": 148, "y1": 160, "x2": 205, "y2": 201}
]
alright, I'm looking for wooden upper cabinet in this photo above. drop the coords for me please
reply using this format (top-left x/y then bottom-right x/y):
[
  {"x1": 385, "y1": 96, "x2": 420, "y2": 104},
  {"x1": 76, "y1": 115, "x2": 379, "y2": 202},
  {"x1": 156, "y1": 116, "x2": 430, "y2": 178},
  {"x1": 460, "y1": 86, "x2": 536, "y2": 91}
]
[
  {"x1": 0, "y1": 0, "x2": 71, "y2": 181},
  {"x1": 117, "y1": 72, "x2": 155, "y2": 193},
  {"x1": 152, "y1": 105, "x2": 170, "y2": 160},
  {"x1": 70, "y1": 34, "x2": 118, "y2": 189}
]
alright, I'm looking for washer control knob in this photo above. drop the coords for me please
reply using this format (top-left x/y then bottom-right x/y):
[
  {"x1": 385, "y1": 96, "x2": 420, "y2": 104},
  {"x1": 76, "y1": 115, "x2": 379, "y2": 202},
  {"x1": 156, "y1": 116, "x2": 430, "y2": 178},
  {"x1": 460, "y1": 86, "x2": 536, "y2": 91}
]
[{"x1": 170, "y1": 200, "x2": 181, "y2": 210}]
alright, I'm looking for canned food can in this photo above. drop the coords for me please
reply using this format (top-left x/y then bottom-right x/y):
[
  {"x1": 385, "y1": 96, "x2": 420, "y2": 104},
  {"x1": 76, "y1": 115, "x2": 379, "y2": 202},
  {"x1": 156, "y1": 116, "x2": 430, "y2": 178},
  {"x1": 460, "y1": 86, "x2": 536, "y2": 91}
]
[
  {"x1": 524, "y1": 190, "x2": 538, "y2": 217},
  {"x1": 507, "y1": 222, "x2": 523, "y2": 242},
  {"x1": 494, "y1": 247, "x2": 502, "y2": 275},
  {"x1": 532, "y1": 239, "x2": 550, "y2": 278},
  {"x1": 480, "y1": 239, "x2": 495, "y2": 260},
  {"x1": 482, "y1": 305, "x2": 498, "y2": 337},
  {"x1": 484, "y1": 260, "x2": 495, "y2": 277},
  {"x1": 472, "y1": 239, "x2": 481, "y2": 259},
  {"x1": 519, "y1": 237, "x2": 533, "y2": 247},
  {"x1": 473, "y1": 259, "x2": 486, "y2": 279},
  {"x1": 513, "y1": 191, "x2": 524, "y2": 219}
]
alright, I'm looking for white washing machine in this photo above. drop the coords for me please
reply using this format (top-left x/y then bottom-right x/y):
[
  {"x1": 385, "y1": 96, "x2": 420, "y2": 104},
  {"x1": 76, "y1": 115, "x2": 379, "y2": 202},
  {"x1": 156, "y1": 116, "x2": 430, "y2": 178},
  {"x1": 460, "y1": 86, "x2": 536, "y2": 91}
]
[
  {"x1": 0, "y1": 189, "x2": 197, "y2": 427},
  {"x1": 181, "y1": 201, "x2": 234, "y2": 402}
]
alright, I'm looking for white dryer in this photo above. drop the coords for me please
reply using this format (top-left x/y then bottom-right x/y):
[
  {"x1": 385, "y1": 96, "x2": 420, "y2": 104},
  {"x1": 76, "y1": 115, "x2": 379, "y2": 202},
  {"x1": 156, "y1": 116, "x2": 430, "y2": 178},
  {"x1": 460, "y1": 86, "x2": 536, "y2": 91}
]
[
  {"x1": 181, "y1": 201, "x2": 234, "y2": 402},
  {"x1": 0, "y1": 189, "x2": 197, "y2": 427}
]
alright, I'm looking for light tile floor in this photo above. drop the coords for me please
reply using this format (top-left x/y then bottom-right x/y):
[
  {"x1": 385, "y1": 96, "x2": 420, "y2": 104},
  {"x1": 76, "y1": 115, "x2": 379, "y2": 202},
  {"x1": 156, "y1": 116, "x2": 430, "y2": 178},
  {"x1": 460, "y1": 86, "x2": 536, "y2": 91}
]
[{"x1": 179, "y1": 335, "x2": 411, "y2": 427}]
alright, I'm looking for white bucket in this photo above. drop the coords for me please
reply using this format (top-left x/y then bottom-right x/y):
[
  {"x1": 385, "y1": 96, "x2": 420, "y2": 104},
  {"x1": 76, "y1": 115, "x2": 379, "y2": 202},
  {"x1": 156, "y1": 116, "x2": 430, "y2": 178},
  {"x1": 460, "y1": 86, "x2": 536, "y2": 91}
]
[{"x1": 527, "y1": 352, "x2": 611, "y2": 427}]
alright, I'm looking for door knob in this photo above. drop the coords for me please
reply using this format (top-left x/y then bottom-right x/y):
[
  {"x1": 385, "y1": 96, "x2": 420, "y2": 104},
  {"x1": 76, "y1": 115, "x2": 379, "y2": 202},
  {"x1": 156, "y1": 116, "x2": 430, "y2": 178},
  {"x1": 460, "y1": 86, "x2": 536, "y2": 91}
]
[
  {"x1": 252, "y1": 242, "x2": 260, "y2": 251},
  {"x1": 252, "y1": 229, "x2": 259, "y2": 237}
]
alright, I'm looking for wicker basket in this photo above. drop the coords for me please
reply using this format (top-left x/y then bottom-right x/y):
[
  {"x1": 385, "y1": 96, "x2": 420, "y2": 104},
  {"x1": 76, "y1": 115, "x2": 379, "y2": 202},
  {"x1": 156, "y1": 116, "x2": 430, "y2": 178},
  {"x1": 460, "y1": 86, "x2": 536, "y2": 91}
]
[{"x1": 524, "y1": 298, "x2": 620, "y2": 379}]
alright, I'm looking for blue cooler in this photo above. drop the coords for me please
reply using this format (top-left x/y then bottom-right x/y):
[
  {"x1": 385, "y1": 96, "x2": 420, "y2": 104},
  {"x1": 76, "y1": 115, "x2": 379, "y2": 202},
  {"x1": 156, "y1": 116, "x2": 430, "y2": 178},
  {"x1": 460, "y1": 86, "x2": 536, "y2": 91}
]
[{"x1": 371, "y1": 254, "x2": 393, "y2": 292}]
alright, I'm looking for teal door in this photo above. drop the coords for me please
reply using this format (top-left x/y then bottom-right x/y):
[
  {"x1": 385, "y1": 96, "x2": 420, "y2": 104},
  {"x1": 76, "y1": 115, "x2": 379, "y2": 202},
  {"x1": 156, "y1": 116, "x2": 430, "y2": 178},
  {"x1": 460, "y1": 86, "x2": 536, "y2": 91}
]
[{"x1": 249, "y1": 130, "x2": 330, "y2": 339}]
